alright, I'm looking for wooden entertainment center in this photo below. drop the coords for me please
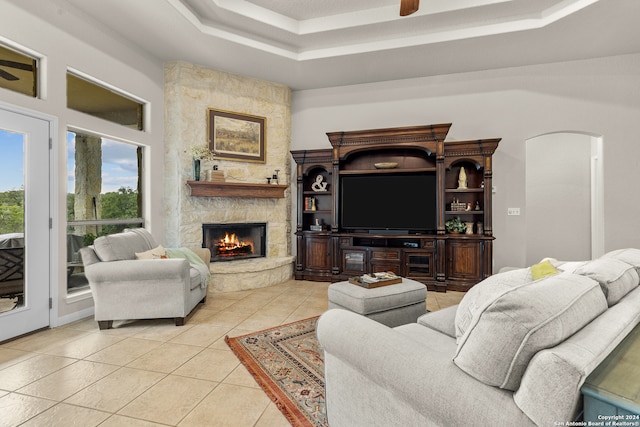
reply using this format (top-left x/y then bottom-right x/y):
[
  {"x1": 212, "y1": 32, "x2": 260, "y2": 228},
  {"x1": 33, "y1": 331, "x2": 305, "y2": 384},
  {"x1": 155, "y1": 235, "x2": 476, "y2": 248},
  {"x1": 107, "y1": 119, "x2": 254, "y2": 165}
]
[{"x1": 291, "y1": 124, "x2": 500, "y2": 292}]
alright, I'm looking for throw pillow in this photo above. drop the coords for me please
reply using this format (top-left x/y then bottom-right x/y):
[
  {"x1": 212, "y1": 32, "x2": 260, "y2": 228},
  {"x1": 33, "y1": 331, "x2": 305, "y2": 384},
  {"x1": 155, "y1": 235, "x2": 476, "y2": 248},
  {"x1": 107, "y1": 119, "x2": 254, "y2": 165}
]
[
  {"x1": 530, "y1": 259, "x2": 558, "y2": 280},
  {"x1": 135, "y1": 244, "x2": 167, "y2": 260},
  {"x1": 454, "y1": 267, "x2": 533, "y2": 342},
  {"x1": 453, "y1": 273, "x2": 607, "y2": 391},
  {"x1": 573, "y1": 257, "x2": 639, "y2": 306}
]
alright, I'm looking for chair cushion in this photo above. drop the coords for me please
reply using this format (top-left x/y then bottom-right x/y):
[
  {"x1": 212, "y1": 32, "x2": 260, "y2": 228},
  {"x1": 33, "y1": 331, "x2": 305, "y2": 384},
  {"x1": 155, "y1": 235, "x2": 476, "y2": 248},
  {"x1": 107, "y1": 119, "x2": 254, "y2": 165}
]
[
  {"x1": 93, "y1": 229, "x2": 157, "y2": 262},
  {"x1": 453, "y1": 273, "x2": 607, "y2": 391},
  {"x1": 573, "y1": 257, "x2": 639, "y2": 306}
]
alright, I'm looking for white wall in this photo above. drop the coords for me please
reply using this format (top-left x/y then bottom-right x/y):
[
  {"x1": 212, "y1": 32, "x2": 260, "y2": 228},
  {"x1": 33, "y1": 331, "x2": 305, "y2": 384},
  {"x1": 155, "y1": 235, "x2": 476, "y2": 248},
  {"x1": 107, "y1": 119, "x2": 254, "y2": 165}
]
[
  {"x1": 291, "y1": 53, "x2": 640, "y2": 271},
  {"x1": 0, "y1": 0, "x2": 165, "y2": 323}
]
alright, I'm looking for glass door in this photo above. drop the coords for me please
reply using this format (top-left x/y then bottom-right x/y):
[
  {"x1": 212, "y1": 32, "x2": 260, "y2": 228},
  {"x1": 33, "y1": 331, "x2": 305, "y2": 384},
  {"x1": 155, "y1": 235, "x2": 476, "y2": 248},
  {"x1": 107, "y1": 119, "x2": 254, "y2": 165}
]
[{"x1": 0, "y1": 107, "x2": 50, "y2": 342}]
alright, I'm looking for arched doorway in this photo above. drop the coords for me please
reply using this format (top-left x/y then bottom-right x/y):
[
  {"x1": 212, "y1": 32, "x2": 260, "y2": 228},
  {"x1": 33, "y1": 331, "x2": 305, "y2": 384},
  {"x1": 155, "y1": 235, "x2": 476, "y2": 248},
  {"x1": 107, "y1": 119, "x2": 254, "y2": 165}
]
[{"x1": 525, "y1": 132, "x2": 603, "y2": 265}]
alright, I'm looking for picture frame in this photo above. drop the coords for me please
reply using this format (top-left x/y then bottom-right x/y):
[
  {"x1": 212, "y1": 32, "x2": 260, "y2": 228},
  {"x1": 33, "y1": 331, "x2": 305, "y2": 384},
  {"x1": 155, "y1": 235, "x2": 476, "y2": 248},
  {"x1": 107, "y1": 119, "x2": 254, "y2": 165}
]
[{"x1": 208, "y1": 108, "x2": 266, "y2": 163}]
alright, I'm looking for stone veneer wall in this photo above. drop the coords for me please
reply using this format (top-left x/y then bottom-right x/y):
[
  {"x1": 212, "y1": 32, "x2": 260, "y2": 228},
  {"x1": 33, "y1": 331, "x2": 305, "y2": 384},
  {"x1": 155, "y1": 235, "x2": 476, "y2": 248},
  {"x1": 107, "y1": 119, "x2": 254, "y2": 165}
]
[{"x1": 164, "y1": 62, "x2": 293, "y2": 290}]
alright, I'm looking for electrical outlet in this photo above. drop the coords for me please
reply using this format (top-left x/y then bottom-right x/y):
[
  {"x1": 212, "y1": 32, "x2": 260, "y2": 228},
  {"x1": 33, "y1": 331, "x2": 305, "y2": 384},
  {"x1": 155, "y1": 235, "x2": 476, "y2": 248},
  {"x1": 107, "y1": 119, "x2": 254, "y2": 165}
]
[{"x1": 507, "y1": 207, "x2": 520, "y2": 216}]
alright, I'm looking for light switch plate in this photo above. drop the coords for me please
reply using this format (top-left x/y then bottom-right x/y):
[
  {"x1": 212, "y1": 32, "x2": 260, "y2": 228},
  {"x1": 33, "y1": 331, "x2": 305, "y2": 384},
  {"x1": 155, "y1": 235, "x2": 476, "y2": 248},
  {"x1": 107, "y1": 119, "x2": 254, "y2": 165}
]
[{"x1": 507, "y1": 207, "x2": 521, "y2": 216}]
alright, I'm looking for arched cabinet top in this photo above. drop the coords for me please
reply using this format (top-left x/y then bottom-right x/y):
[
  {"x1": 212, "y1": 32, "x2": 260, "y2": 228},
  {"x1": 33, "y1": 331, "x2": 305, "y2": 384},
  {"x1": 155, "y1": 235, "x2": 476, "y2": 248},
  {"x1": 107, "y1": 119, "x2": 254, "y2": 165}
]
[{"x1": 327, "y1": 124, "x2": 451, "y2": 161}]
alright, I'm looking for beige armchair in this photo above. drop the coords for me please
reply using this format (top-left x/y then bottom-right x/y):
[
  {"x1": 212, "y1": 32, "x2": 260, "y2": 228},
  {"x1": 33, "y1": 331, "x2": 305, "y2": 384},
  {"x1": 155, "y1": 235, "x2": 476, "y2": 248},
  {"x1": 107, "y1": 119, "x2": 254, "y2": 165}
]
[{"x1": 79, "y1": 228, "x2": 210, "y2": 329}]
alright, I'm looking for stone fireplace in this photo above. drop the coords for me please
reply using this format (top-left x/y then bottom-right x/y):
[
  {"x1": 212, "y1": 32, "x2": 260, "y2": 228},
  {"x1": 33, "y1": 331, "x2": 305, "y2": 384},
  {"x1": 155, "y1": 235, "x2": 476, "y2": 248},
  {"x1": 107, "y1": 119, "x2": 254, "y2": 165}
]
[
  {"x1": 203, "y1": 223, "x2": 266, "y2": 262},
  {"x1": 163, "y1": 62, "x2": 295, "y2": 292}
]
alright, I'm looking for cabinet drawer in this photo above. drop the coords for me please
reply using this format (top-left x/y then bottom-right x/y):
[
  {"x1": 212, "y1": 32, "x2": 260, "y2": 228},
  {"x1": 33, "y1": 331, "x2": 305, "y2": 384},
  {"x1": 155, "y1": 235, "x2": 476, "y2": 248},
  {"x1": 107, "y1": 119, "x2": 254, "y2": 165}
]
[{"x1": 370, "y1": 250, "x2": 400, "y2": 261}]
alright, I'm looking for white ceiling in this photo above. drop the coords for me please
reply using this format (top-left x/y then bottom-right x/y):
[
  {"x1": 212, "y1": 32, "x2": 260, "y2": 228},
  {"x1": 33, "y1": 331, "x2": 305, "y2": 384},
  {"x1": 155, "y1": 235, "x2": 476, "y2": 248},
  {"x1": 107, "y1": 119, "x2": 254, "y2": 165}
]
[{"x1": 12, "y1": 0, "x2": 640, "y2": 89}]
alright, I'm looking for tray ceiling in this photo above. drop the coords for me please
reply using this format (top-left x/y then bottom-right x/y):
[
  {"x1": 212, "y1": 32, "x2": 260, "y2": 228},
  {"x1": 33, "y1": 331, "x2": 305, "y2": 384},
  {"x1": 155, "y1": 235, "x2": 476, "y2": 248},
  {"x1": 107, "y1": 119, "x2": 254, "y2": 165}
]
[{"x1": 9, "y1": 0, "x2": 640, "y2": 89}]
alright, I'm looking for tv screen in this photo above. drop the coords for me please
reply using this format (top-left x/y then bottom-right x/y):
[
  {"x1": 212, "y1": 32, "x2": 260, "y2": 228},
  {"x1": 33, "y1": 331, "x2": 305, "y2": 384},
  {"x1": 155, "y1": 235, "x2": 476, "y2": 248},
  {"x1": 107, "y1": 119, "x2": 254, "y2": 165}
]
[{"x1": 340, "y1": 173, "x2": 437, "y2": 233}]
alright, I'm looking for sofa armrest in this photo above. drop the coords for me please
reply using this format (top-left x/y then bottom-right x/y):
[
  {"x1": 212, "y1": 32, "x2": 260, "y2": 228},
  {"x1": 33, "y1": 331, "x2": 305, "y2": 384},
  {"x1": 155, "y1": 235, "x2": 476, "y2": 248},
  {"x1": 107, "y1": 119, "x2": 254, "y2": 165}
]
[
  {"x1": 84, "y1": 258, "x2": 190, "y2": 283},
  {"x1": 317, "y1": 309, "x2": 534, "y2": 426}
]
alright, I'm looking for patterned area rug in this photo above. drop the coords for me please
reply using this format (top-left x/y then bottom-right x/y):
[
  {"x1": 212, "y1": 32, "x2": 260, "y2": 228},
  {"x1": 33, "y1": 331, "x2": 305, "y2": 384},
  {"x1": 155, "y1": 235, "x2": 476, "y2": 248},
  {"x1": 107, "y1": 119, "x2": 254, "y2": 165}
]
[{"x1": 225, "y1": 316, "x2": 327, "y2": 427}]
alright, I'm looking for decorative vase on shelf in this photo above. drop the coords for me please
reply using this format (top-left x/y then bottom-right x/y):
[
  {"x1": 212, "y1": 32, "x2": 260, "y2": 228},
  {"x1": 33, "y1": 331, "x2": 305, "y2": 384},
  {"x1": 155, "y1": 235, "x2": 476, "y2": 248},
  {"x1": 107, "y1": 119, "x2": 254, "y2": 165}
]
[
  {"x1": 465, "y1": 222, "x2": 474, "y2": 234},
  {"x1": 193, "y1": 158, "x2": 201, "y2": 181}
]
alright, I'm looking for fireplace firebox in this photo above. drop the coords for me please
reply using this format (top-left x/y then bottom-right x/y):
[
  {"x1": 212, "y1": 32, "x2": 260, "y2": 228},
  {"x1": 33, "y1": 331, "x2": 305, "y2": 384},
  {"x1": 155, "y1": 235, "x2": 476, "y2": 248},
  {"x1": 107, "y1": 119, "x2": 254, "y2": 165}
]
[{"x1": 202, "y1": 223, "x2": 266, "y2": 262}]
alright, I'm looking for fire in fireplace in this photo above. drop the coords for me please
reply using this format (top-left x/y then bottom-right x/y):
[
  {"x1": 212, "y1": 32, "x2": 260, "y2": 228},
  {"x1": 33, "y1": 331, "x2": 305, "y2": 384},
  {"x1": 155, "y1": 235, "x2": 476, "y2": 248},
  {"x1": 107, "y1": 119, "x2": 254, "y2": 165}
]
[{"x1": 202, "y1": 223, "x2": 266, "y2": 262}]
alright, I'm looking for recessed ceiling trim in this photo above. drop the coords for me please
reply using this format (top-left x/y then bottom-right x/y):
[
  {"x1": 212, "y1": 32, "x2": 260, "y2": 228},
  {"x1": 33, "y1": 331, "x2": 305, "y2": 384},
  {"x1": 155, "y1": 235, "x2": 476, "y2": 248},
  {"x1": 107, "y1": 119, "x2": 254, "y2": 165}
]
[
  {"x1": 212, "y1": 0, "x2": 515, "y2": 35},
  {"x1": 171, "y1": 0, "x2": 602, "y2": 61}
]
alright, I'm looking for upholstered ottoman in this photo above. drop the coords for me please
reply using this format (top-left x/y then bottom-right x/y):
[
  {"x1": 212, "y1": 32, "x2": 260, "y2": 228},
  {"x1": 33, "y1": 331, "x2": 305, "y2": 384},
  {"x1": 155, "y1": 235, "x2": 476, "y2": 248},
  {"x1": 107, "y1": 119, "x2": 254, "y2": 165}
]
[{"x1": 328, "y1": 278, "x2": 427, "y2": 327}]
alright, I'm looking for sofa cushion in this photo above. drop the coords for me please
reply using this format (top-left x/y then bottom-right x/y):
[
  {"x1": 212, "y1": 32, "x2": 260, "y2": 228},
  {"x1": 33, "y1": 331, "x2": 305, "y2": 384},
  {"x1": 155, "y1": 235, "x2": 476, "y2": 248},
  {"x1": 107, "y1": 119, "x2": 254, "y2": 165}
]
[
  {"x1": 573, "y1": 257, "x2": 639, "y2": 306},
  {"x1": 417, "y1": 305, "x2": 457, "y2": 338},
  {"x1": 453, "y1": 273, "x2": 607, "y2": 391},
  {"x1": 602, "y1": 248, "x2": 640, "y2": 276},
  {"x1": 454, "y1": 267, "x2": 533, "y2": 341},
  {"x1": 93, "y1": 229, "x2": 157, "y2": 262}
]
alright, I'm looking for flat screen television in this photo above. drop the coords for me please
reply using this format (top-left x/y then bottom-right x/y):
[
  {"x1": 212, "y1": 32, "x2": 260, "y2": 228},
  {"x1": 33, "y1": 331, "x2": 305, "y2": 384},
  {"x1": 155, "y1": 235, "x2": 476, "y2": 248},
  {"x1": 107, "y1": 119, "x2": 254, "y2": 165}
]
[{"x1": 340, "y1": 173, "x2": 437, "y2": 233}]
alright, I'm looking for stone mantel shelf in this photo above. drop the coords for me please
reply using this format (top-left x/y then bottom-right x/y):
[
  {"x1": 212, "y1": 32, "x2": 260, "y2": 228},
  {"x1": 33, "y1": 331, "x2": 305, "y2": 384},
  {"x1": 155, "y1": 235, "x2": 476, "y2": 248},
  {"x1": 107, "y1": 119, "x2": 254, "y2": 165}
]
[{"x1": 186, "y1": 181, "x2": 288, "y2": 198}]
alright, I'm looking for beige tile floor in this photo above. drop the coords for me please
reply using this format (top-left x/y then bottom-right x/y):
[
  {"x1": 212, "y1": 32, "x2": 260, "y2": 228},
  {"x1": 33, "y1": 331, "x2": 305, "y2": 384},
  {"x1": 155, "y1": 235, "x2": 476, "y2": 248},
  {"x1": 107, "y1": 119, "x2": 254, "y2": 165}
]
[{"x1": 0, "y1": 280, "x2": 464, "y2": 427}]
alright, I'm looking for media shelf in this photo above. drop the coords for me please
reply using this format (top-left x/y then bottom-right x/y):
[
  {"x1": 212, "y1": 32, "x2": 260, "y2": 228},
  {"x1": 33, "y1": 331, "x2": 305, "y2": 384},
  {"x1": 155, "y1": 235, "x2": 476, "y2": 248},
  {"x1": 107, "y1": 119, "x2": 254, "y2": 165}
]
[{"x1": 292, "y1": 124, "x2": 500, "y2": 292}]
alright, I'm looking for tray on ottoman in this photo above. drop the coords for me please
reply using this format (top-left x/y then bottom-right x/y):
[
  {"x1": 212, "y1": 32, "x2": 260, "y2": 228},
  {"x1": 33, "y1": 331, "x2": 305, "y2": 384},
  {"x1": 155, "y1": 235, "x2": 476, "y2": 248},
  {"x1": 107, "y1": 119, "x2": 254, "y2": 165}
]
[{"x1": 349, "y1": 272, "x2": 402, "y2": 289}]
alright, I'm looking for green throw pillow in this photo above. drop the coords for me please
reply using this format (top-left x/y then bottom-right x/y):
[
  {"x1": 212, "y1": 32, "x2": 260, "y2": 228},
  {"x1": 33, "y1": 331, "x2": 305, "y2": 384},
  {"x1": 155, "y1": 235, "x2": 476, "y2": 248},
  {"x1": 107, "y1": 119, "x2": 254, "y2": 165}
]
[{"x1": 530, "y1": 260, "x2": 558, "y2": 280}]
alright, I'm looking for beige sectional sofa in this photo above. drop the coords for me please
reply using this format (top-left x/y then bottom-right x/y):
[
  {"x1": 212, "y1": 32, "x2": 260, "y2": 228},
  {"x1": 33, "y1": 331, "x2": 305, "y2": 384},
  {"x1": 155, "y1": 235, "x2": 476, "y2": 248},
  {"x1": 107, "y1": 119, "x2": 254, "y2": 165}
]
[{"x1": 317, "y1": 249, "x2": 640, "y2": 426}]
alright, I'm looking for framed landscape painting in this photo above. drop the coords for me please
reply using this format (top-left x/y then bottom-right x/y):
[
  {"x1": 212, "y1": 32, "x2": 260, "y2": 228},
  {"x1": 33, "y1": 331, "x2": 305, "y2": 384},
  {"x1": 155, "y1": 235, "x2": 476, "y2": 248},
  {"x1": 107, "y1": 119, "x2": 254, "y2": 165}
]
[{"x1": 208, "y1": 109, "x2": 266, "y2": 162}]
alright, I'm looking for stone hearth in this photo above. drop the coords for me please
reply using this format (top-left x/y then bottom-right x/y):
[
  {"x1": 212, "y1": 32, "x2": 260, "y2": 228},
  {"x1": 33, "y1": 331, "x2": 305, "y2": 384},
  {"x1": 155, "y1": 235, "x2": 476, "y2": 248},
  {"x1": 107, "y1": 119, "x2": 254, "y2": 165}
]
[{"x1": 210, "y1": 256, "x2": 294, "y2": 292}]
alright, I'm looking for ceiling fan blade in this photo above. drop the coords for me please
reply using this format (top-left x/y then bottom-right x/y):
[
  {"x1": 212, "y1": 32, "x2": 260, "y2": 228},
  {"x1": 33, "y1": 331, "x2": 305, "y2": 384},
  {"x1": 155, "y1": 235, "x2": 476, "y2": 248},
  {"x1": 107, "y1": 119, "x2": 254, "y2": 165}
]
[
  {"x1": 0, "y1": 68, "x2": 19, "y2": 81},
  {"x1": 0, "y1": 59, "x2": 33, "y2": 71},
  {"x1": 400, "y1": 0, "x2": 420, "y2": 16}
]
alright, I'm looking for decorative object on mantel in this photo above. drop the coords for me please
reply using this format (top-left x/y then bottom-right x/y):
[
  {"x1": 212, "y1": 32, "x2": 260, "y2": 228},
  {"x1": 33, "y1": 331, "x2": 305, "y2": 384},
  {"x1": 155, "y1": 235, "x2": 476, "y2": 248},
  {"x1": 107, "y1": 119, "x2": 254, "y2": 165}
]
[
  {"x1": 205, "y1": 167, "x2": 225, "y2": 182},
  {"x1": 457, "y1": 166, "x2": 468, "y2": 189},
  {"x1": 311, "y1": 174, "x2": 328, "y2": 192},
  {"x1": 374, "y1": 162, "x2": 398, "y2": 169},
  {"x1": 186, "y1": 180, "x2": 288, "y2": 198},
  {"x1": 445, "y1": 216, "x2": 467, "y2": 234},
  {"x1": 192, "y1": 158, "x2": 201, "y2": 181},
  {"x1": 208, "y1": 108, "x2": 266, "y2": 163},
  {"x1": 190, "y1": 145, "x2": 214, "y2": 181},
  {"x1": 272, "y1": 169, "x2": 280, "y2": 185}
]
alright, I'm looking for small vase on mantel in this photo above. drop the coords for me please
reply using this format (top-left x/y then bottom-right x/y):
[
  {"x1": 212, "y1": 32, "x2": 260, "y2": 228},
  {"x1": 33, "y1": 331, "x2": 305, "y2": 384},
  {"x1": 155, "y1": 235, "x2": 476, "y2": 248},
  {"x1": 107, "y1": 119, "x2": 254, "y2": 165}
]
[{"x1": 193, "y1": 158, "x2": 201, "y2": 181}]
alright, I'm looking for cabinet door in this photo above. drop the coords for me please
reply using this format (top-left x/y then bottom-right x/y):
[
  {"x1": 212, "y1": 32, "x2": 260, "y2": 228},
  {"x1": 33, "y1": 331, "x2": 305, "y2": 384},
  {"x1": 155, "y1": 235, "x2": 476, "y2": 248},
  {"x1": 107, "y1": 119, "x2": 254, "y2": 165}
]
[
  {"x1": 341, "y1": 248, "x2": 367, "y2": 276},
  {"x1": 404, "y1": 250, "x2": 434, "y2": 279},
  {"x1": 446, "y1": 240, "x2": 482, "y2": 281},
  {"x1": 305, "y1": 236, "x2": 331, "y2": 272}
]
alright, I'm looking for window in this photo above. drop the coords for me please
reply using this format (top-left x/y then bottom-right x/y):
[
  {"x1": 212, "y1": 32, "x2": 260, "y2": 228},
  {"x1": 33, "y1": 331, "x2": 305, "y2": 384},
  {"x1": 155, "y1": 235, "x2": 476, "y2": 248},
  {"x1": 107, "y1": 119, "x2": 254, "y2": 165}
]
[
  {"x1": 66, "y1": 130, "x2": 144, "y2": 293},
  {"x1": 67, "y1": 72, "x2": 144, "y2": 130},
  {"x1": 0, "y1": 44, "x2": 38, "y2": 98}
]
